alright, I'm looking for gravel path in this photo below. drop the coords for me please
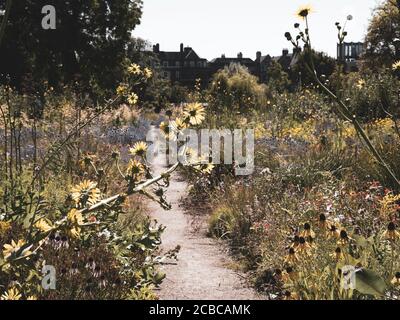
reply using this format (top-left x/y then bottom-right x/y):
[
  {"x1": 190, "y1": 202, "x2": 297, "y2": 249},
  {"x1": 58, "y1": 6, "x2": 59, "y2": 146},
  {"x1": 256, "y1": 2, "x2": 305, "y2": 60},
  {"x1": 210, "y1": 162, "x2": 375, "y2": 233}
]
[{"x1": 147, "y1": 129, "x2": 261, "y2": 300}]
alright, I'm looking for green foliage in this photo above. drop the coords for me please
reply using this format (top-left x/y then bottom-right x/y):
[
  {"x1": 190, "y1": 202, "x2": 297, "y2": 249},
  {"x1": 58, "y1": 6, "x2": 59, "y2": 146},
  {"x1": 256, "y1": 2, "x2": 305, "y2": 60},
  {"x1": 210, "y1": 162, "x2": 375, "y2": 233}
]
[{"x1": 207, "y1": 63, "x2": 271, "y2": 113}]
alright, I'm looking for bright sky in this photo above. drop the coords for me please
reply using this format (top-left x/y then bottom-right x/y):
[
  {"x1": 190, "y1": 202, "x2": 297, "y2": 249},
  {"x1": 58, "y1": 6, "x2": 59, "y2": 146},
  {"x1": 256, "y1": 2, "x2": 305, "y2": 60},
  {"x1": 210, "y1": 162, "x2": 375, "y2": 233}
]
[{"x1": 134, "y1": 0, "x2": 383, "y2": 60}]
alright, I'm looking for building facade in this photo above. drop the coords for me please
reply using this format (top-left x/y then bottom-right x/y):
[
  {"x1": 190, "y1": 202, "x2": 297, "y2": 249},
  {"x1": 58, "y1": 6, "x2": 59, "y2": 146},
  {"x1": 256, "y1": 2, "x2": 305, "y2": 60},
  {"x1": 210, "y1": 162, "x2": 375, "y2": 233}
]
[{"x1": 337, "y1": 42, "x2": 365, "y2": 72}]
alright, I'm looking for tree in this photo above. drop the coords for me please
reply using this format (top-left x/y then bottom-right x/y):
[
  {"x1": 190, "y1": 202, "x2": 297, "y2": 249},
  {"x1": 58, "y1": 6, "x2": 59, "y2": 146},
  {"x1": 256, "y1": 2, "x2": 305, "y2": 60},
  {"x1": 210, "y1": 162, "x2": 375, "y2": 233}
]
[
  {"x1": 265, "y1": 60, "x2": 290, "y2": 93},
  {"x1": 0, "y1": 0, "x2": 143, "y2": 95},
  {"x1": 363, "y1": 0, "x2": 400, "y2": 70}
]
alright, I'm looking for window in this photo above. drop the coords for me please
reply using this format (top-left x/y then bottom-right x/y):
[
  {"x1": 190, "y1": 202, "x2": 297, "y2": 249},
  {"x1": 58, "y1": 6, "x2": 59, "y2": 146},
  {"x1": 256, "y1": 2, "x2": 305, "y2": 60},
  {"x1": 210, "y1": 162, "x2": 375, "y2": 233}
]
[
  {"x1": 175, "y1": 61, "x2": 180, "y2": 67},
  {"x1": 163, "y1": 61, "x2": 168, "y2": 67},
  {"x1": 197, "y1": 61, "x2": 203, "y2": 67},
  {"x1": 190, "y1": 61, "x2": 195, "y2": 67},
  {"x1": 163, "y1": 71, "x2": 170, "y2": 79},
  {"x1": 175, "y1": 71, "x2": 180, "y2": 79}
]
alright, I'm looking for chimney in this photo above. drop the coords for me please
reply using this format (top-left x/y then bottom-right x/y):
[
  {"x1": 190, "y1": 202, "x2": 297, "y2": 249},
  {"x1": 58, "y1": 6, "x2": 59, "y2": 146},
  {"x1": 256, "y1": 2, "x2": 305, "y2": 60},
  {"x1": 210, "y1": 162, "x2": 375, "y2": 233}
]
[
  {"x1": 237, "y1": 52, "x2": 243, "y2": 59},
  {"x1": 180, "y1": 43, "x2": 184, "y2": 53},
  {"x1": 256, "y1": 51, "x2": 262, "y2": 61},
  {"x1": 153, "y1": 43, "x2": 160, "y2": 53},
  {"x1": 221, "y1": 54, "x2": 226, "y2": 59},
  {"x1": 282, "y1": 48, "x2": 289, "y2": 56}
]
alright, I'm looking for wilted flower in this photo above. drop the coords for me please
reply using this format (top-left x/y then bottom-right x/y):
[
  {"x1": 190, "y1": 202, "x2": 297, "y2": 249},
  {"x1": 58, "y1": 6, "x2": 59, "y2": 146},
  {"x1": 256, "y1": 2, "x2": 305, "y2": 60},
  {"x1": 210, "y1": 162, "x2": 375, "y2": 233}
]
[
  {"x1": 297, "y1": 237, "x2": 312, "y2": 256},
  {"x1": 67, "y1": 209, "x2": 84, "y2": 225},
  {"x1": 330, "y1": 247, "x2": 345, "y2": 262},
  {"x1": 337, "y1": 230, "x2": 351, "y2": 246},
  {"x1": 283, "y1": 290, "x2": 299, "y2": 300},
  {"x1": 300, "y1": 222, "x2": 315, "y2": 239},
  {"x1": 0, "y1": 221, "x2": 11, "y2": 236},
  {"x1": 284, "y1": 247, "x2": 299, "y2": 265}
]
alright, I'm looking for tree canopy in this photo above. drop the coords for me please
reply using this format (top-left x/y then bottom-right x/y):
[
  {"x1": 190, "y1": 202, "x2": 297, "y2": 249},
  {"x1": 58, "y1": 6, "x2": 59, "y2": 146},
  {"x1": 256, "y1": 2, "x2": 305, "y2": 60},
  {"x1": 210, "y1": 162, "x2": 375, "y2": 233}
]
[{"x1": 0, "y1": 0, "x2": 143, "y2": 94}]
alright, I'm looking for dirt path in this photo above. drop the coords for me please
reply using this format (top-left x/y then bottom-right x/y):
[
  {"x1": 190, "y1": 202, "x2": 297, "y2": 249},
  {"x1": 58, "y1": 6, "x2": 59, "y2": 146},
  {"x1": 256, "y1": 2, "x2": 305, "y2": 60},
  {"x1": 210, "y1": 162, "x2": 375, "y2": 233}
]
[{"x1": 147, "y1": 130, "x2": 261, "y2": 300}]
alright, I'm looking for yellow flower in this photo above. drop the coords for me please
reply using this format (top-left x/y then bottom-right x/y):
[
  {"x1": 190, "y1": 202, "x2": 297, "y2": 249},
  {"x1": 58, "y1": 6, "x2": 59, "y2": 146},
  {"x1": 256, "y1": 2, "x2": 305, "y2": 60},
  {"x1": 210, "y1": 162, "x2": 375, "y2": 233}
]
[
  {"x1": 330, "y1": 247, "x2": 345, "y2": 262},
  {"x1": 127, "y1": 93, "x2": 139, "y2": 106},
  {"x1": 383, "y1": 222, "x2": 400, "y2": 242},
  {"x1": 327, "y1": 223, "x2": 340, "y2": 239},
  {"x1": 300, "y1": 222, "x2": 315, "y2": 239},
  {"x1": 27, "y1": 295, "x2": 37, "y2": 300},
  {"x1": 127, "y1": 63, "x2": 141, "y2": 75},
  {"x1": 129, "y1": 142, "x2": 148, "y2": 157},
  {"x1": 356, "y1": 79, "x2": 366, "y2": 89},
  {"x1": 183, "y1": 103, "x2": 206, "y2": 125},
  {"x1": 297, "y1": 237, "x2": 312, "y2": 256},
  {"x1": 126, "y1": 159, "x2": 145, "y2": 181},
  {"x1": 296, "y1": 4, "x2": 313, "y2": 19},
  {"x1": 282, "y1": 266, "x2": 299, "y2": 283},
  {"x1": 69, "y1": 227, "x2": 81, "y2": 239},
  {"x1": 284, "y1": 247, "x2": 299, "y2": 265},
  {"x1": 337, "y1": 230, "x2": 351, "y2": 247},
  {"x1": 2, "y1": 240, "x2": 32, "y2": 260},
  {"x1": 143, "y1": 67, "x2": 153, "y2": 79},
  {"x1": 71, "y1": 180, "x2": 101, "y2": 207},
  {"x1": 391, "y1": 272, "x2": 400, "y2": 286},
  {"x1": 0, "y1": 220, "x2": 11, "y2": 236},
  {"x1": 1, "y1": 287, "x2": 22, "y2": 300},
  {"x1": 34, "y1": 219, "x2": 53, "y2": 233},
  {"x1": 283, "y1": 290, "x2": 299, "y2": 300},
  {"x1": 392, "y1": 61, "x2": 400, "y2": 71},
  {"x1": 170, "y1": 117, "x2": 188, "y2": 132},
  {"x1": 67, "y1": 209, "x2": 84, "y2": 225},
  {"x1": 116, "y1": 84, "x2": 128, "y2": 96}
]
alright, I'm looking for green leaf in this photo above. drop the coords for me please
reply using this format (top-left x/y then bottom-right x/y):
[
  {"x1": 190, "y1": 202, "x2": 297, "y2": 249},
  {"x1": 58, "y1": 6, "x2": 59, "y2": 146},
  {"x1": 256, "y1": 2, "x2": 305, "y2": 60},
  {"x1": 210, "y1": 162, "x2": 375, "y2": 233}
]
[{"x1": 355, "y1": 269, "x2": 387, "y2": 297}]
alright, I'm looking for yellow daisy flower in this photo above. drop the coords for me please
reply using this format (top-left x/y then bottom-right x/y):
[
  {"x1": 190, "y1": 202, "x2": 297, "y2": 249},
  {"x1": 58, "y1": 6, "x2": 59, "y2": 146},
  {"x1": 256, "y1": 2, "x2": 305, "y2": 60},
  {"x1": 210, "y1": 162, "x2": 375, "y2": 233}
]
[
  {"x1": 1, "y1": 287, "x2": 22, "y2": 300},
  {"x1": 383, "y1": 222, "x2": 400, "y2": 241},
  {"x1": 129, "y1": 142, "x2": 148, "y2": 157},
  {"x1": 143, "y1": 67, "x2": 153, "y2": 79},
  {"x1": 127, "y1": 63, "x2": 141, "y2": 75},
  {"x1": 391, "y1": 272, "x2": 400, "y2": 286},
  {"x1": 34, "y1": 219, "x2": 53, "y2": 233},
  {"x1": 67, "y1": 209, "x2": 84, "y2": 225},
  {"x1": 126, "y1": 159, "x2": 145, "y2": 181},
  {"x1": 127, "y1": 93, "x2": 139, "y2": 106},
  {"x1": 2, "y1": 240, "x2": 32, "y2": 260},
  {"x1": 284, "y1": 247, "x2": 299, "y2": 265},
  {"x1": 330, "y1": 247, "x2": 345, "y2": 262},
  {"x1": 116, "y1": 84, "x2": 128, "y2": 96},
  {"x1": 300, "y1": 222, "x2": 315, "y2": 239},
  {"x1": 170, "y1": 117, "x2": 188, "y2": 132},
  {"x1": 27, "y1": 295, "x2": 37, "y2": 300},
  {"x1": 71, "y1": 180, "x2": 101, "y2": 207},
  {"x1": 392, "y1": 61, "x2": 400, "y2": 71},
  {"x1": 183, "y1": 103, "x2": 206, "y2": 125}
]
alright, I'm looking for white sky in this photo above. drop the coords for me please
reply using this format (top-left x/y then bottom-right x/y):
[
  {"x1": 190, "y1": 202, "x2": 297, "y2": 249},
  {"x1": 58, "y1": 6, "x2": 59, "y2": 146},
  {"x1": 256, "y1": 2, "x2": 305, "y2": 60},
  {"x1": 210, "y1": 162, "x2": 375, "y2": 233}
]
[{"x1": 134, "y1": 0, "x2": 383, "y2": 60}]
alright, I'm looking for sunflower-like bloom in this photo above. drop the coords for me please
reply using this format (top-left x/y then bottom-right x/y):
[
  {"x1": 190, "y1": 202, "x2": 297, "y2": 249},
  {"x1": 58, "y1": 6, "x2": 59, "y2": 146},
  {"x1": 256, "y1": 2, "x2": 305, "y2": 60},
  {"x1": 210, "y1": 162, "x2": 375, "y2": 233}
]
[
  {"x1": 330, "y1": 247, "x2": 345, "y2": 262},
  {"x1": 283, "y1": 290, "x2": 299, "y2": 300},
  {"x1": 143, "y1": 67, "x2": 153, "y2": 79},
  {"x1": 327, "y1": 223, "x2": 340, "y2": 239},
  {"x1": 27, "y1": 295, "x2": 37, "y2": 300},
  {"x1": 34, "y1": 219, "x2": 53, "y2": 233},
  {"x1": 383, "y1": 222, "x2": 400, "y2": 241},
  {"x1": 0, "y1": 221, "x2": 11, "y2": 236},
  {"x1": 127, "y1": 63, "x2": 141, "y2": 75},
  {"x1": 170, "y1": 117, "x2": 188, "y2": 132},
  {"x1": 290, "y1": 235, "x2": 300, "y2": 249},
  {"x1": 296, "y1": 5, "x2": 313, "y2": 19},
  {"x1": 356, "y1": 79, "x2": 366, "y2": 89},
  {"x1": 1, "y1": 287, "x2": 22, "y2": 300},
  {"x1": 183, "y1": 103, "x2": 206, "y2": 125},
  {"x1": 300, "y1": 222, "x2": 315, "y2": 239},
  {"x1": 127, "y1": 93, "x2": 139, "y2": 106},
  {"x1": 129, "y1": 141, "x2": 148, "y2": 157},
  {"x1": 116, "y1": 84, "x2": 128, "y2": 96},
  {"x1": 297, "y1": 236, "x2": 312, "y2": 256},
  {"x1": 392, "y1": 61, "x2": 400, "y2": 71},
  {"x1": 2, "y1": 240, "x2": 32, "y2": 261},
  {"x1": 126, "y1": 159, "x2": 145, "y2": 181},
  {"x1": 337, "y1": 230, "x2": 351, "y2": 247},
  {"x1": 391, "y1": 272, "x2": 400, "y2": 286},
  {"x1": 71, "y1": 180, "x2": 101, "y2": 207},
  {"x1": 67, "y1": 209, "x2": 84, "y2": 225},
  {"x1": 284, "y1": 247, "x2": 299, "y2": 265},
  {"x1": 160, "y1": 121, "x2": 171, "y2": 137}
]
